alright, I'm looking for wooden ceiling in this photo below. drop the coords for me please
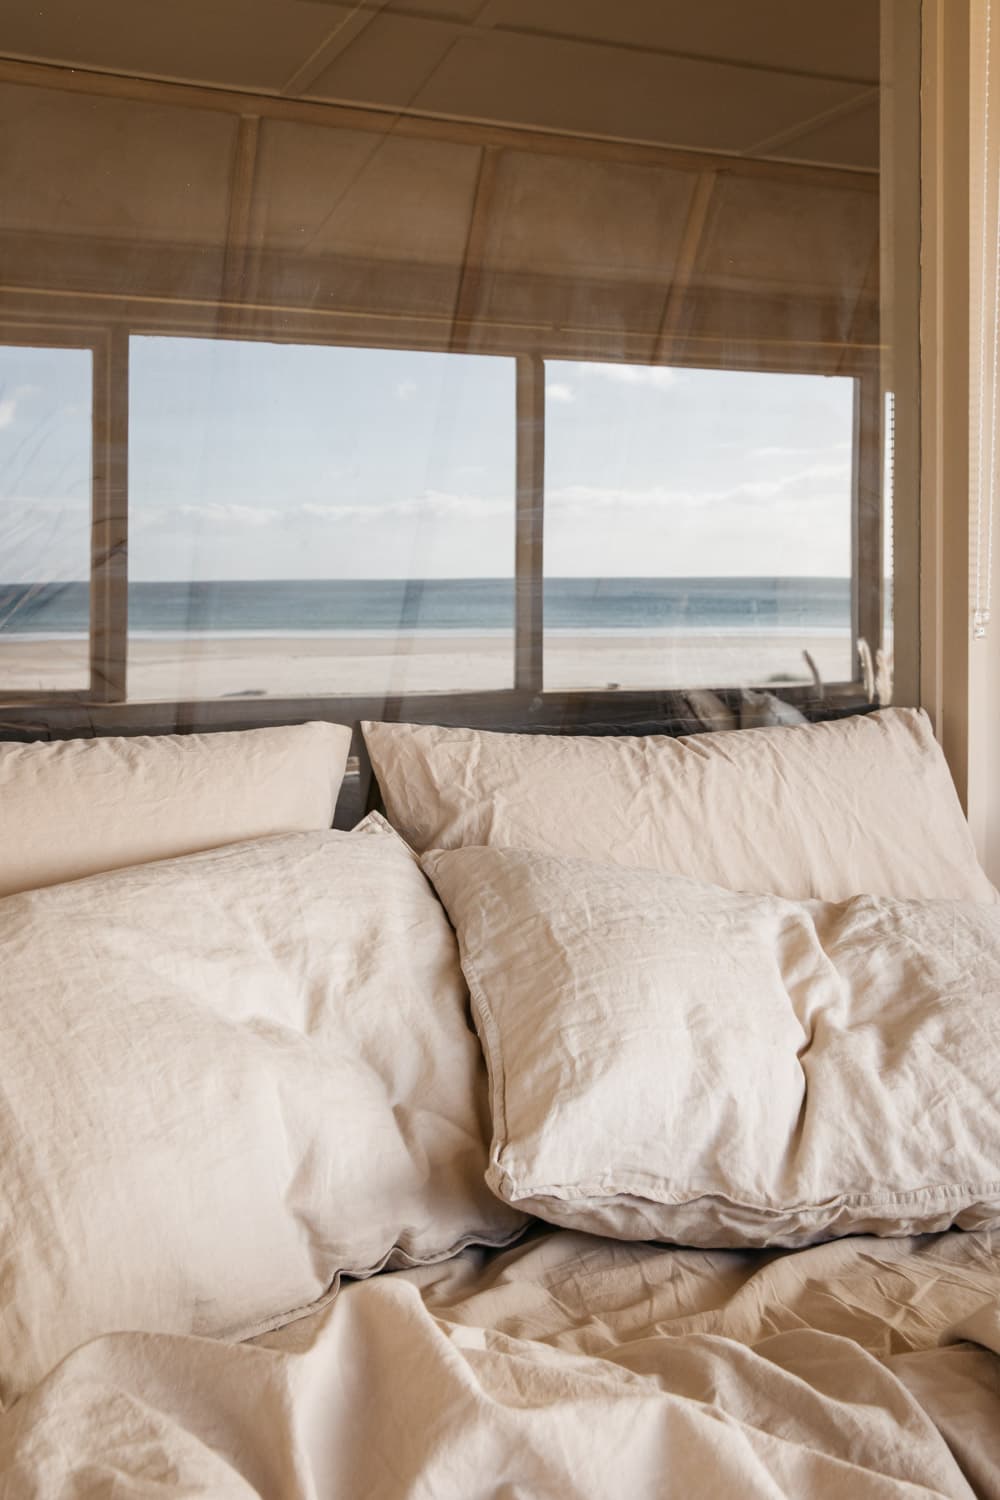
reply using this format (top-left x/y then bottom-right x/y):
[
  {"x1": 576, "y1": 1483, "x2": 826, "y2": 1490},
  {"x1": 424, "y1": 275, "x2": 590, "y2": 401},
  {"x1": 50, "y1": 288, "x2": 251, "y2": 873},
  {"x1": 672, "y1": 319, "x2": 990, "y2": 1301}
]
[
  {"x1": 0, "y1": 2, "x2": 900, "y2": 373},
  {"x1": 0, "y1": 0, "x2": 884, "y2": 169}
]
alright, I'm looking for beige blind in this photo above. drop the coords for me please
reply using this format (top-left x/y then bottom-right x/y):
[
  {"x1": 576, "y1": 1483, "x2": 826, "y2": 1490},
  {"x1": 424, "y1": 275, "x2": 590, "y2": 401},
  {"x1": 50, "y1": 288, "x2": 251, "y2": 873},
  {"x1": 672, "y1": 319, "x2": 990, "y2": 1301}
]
[{"x1": 0, "y1": 77, "x2": 876, "y2": 372}]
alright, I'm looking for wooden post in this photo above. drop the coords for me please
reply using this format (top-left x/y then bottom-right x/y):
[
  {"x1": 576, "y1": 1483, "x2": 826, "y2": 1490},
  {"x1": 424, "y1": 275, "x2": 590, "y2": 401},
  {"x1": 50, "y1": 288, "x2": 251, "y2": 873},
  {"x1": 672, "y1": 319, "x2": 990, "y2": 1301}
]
[
  {"x1": 515, "y1": 354, "x2": 545, "y2": 692},
  {"x1": 89, "y1": 325, "x2": 129, "y2": 702}
]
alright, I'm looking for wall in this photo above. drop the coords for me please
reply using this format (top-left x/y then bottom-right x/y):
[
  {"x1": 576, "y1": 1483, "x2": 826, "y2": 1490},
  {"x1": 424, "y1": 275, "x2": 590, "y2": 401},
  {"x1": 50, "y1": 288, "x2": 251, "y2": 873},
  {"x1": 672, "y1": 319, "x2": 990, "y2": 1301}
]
[{"x1": 923, "y1": 0, "x2": 1000, "y2": 886}]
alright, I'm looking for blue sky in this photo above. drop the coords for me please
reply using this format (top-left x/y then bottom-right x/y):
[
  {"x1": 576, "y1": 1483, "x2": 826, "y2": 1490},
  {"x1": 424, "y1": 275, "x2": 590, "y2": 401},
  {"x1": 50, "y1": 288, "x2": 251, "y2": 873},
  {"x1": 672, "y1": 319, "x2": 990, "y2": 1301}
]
[
  {"x1": 0, "y1": 344, "x2": 92, "y2": 586},
  {"x1": 1, "y1": 336, "x2": 854, "y2": 583}
]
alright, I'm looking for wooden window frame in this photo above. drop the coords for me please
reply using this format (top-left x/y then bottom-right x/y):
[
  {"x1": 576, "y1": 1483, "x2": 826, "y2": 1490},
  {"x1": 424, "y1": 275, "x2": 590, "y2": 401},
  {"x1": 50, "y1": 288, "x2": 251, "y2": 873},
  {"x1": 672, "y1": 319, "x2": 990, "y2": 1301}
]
[
  {"x1": 0, "y1": 317, "x2": 880, "y2": 741},
  {"x1": 0, "y1": 321, "x2": 126, "y2": 706}
]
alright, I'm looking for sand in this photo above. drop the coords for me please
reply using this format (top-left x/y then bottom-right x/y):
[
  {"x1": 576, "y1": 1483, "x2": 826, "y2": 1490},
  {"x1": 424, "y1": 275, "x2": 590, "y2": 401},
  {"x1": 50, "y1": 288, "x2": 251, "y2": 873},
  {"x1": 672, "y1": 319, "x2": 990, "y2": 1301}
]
[{"x1": 0, "y1": 632, "x2": 854, "y2": 700}]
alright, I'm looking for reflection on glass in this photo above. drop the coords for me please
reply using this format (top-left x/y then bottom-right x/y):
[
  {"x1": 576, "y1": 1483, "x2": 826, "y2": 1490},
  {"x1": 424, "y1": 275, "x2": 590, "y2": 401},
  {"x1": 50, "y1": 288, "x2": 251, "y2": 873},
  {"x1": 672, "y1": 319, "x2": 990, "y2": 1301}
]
[
  {"x1": 542, "y1": 361, "x2": 856, "y2": 693},
  {"x1": 127, "y1": 337, "x2": 516, "y2": 700},
  {"x1": 0, "y1": 344, "x2": 91, "y2": 693}
]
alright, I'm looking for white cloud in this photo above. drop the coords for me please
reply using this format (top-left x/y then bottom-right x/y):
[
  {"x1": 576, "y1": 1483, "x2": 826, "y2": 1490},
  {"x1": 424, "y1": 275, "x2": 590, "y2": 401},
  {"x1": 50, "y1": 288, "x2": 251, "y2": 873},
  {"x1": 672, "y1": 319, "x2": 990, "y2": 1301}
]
[
  {"x1": 547, "y1": 462, "x2": 849, "y2": 516},
  {"x1": 544, "y1": 465, "x2": 851, "y2": 578},
  {"x1": 0, "y1": 385, "x2": 42, "y2": 430},
  {"x1": 751, "y1": 442, "x2": 852, "y2": 459},
  {"x1": 129, "y1": 491, "x2": 516, "y2": 581},
  {"x1": 5, "y1": 495, "x2": 90, "y2": 515},
  {"x1": 395, "y1": 380, "x2": 418, "y2": 401},
  {"x1": 134, "y1": 464, "x2": 849, "y2": 540},
  {"x1": 0, "y1": 496, "x2": 92, "y2": 583},
  {"x1": 174, "y1": 502, "x2": 282, "y2": 527},
  {"x1": 301, "y1": 490, "x2": 509, "y2": 522},
  {"x1": 137, "y1": 491, "x2": 511, "y2": 531},
  {"x1": 546, "y1": 382, "x2": 576, "y2": 404},
  {"x1": 578, "y1": 363, "x2": 681, "y2": 391}
]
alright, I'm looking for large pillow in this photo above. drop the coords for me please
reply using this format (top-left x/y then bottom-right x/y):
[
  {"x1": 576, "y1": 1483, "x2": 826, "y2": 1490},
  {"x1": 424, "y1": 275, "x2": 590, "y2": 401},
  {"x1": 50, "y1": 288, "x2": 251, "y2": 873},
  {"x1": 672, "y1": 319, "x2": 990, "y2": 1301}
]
[
  {"x1": 0, "y1": 816, "x2": 523, "y2": 1405},
  {"x1": 365, "y1": 709, "x2": 996, "y2": 903},
  {"x1": 0, "y1": 721, "x2": 352, "y2": 897},
  {"x1": 423, "y1": 843, "x2": 1000, "y2": 1249}
]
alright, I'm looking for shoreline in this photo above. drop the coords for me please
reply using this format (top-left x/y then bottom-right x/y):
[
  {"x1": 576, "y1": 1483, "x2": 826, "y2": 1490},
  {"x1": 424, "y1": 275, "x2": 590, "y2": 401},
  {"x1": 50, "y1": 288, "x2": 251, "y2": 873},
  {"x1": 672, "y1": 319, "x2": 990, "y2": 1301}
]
[
  {"x1": 0, "y1": 631, "x2": 854, "y2": 698},
  {"x1": 0, "y1": 624, "x2": 852, "y2": 642}
]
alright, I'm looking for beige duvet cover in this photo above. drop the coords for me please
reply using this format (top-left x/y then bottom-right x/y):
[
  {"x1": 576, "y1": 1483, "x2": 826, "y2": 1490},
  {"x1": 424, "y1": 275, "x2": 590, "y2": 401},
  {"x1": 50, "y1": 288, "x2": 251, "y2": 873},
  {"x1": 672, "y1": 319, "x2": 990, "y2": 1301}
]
[{"x1": 2, "y1": 1225, "x2": 998, "y2": 1498}]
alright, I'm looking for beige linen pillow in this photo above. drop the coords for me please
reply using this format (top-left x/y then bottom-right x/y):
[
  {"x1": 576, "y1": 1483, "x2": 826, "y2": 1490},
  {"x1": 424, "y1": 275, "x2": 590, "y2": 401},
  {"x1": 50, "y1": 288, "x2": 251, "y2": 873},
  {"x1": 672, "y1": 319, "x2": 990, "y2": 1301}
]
[
  {"x1": 0, "y1": 816, "x2": 523, "y2": 1405},
  {"x1": 366, "y1": 709, "x2": 996, "y2": 903},
  {"x1": 424, "y1": 844, "x2": 1000, "y2": 1249},
  {"x1": 0, "y1": 721, "x2": 352, "y2": 897}
]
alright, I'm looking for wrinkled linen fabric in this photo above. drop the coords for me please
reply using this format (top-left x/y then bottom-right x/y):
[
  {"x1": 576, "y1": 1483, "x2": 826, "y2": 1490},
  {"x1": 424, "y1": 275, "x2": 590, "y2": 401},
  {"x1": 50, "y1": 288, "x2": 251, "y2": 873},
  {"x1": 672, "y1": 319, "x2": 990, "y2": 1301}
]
[
  {"x1": 0, "y1": 816, "x2": 523, "y2": 1405},
  {"x1": 1, "y1": 1226, "x2": 998, "y2": 1498},
  {"x1": 0, "y1": 720, "x2": 352, "y2": 897},
  {"x1": 363, "y1": 708, "x2": 997, "y2": 903},
  {"x1": 424, "y1": 845, "x2": 1000, "y2": 1247}
]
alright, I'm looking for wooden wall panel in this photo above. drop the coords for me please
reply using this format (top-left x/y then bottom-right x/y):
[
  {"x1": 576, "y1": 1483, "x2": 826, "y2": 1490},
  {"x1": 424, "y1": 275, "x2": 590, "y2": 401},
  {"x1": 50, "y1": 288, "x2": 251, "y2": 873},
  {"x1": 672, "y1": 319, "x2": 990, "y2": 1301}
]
[
  {"x1": 0, "y1": 84, "x2": 237, "y2": 243},
  {"x1": 0, "y1": 70, "x2": 881, "y2": 366},
  {"x1": 248, "y1": 121, "x2": 481, "y2": 265},
  {"x1": 695, "y1": 176, "x2": 878, "y2": 296}
]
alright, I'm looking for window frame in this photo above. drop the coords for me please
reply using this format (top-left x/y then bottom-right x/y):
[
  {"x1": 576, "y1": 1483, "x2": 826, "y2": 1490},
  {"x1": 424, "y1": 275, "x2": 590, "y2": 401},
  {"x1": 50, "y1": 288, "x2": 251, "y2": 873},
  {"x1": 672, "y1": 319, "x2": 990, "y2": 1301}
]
[
  {"x1": 0, "y1": 314, "x2": 881, "y2": 736},
  {"x1": 0, "y1": 322, "x2": 126, "y2": 706}
]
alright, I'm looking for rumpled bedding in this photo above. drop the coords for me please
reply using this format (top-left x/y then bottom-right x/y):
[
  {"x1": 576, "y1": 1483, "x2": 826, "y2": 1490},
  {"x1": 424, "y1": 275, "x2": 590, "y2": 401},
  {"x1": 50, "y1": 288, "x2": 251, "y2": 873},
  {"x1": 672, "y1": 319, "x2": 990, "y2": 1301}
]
[{"x1": 2, "y1": 1225, "x2": 998, "y2": 1498}]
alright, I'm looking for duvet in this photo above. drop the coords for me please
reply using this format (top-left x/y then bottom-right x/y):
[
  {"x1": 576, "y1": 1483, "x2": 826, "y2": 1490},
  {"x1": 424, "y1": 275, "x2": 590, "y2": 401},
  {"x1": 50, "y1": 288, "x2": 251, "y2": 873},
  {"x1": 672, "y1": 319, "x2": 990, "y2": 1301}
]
[
  {"x1": 1, "y1": 1224, "x2": 998, "y2": 1498},
  {"x1": 3, "y1": 712, "x2": 1000, "y2": 1498}
]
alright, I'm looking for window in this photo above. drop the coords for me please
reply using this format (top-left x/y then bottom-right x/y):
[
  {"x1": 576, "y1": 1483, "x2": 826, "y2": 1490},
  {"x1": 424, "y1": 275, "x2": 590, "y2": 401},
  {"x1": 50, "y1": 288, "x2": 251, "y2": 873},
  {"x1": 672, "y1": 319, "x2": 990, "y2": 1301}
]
[
  {"x1": 127, "y1": 337, "x2": 516, "y2": 700},
  {"x1": 0, "y1": 327, "x2": 898, "y2": 719},
  {"x1": 0, "y1": 341, "x2": 92, "y2": 695},
  {"x1": 542, "y1": 363, "x2": 856, "y2": 692}
]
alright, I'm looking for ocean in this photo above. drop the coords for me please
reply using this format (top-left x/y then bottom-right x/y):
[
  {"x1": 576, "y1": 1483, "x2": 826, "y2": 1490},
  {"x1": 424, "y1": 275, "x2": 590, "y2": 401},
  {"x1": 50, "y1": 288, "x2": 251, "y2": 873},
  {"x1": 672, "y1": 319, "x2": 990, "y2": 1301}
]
[{"x1": 0, "y1": 578, "x2": 851, "y2": 637}]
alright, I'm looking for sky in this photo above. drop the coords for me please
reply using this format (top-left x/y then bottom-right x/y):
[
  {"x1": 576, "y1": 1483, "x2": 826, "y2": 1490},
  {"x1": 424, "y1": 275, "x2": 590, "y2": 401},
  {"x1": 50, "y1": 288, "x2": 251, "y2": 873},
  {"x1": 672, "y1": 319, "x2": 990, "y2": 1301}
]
[{"x1": 0, "y1": 336, "x2": 854, "y2": 583}]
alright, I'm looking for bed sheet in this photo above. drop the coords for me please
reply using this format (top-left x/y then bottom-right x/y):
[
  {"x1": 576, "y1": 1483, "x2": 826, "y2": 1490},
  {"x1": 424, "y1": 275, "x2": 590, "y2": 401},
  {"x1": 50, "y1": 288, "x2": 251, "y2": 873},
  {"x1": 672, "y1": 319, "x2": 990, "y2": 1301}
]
[{"x1": 1, "y1": 1225, "x2": 998, "y2": 1498}]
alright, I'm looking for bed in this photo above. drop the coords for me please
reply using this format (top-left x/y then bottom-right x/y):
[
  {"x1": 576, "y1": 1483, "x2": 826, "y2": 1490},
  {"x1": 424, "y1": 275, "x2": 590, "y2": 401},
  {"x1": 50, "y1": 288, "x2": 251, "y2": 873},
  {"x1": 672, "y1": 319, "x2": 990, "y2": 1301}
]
[{"x1": 0, "y1": 708, "x2": 998, "y2": 1499}]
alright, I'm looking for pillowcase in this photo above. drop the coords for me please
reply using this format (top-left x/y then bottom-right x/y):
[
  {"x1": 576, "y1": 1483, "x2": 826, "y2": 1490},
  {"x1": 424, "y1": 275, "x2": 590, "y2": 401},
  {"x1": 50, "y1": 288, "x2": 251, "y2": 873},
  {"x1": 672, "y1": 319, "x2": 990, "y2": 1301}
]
[
  {"x1": 423, "y1": 843, "x2": 1000, "y2": 1250},
  {"x1": 365, "y1": 709, "x2": 996, "y2": 903},
  {"x1": 0, "y1": 815, "x2": 523, "y2": 1405},
  {"x1": 0, "y1": 721, "x2": 352, "y2": 897}
]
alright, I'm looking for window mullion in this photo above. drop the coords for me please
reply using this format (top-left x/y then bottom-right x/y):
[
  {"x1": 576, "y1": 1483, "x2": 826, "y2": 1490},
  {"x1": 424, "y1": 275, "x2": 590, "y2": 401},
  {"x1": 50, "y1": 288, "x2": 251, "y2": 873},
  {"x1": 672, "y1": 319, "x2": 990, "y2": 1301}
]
[
  {"x1": 514, "y1": 353, "x2": 544, "y2": 693},
  {"x1": 89, "y1": 326, "x2": 129, "y2": 703}
]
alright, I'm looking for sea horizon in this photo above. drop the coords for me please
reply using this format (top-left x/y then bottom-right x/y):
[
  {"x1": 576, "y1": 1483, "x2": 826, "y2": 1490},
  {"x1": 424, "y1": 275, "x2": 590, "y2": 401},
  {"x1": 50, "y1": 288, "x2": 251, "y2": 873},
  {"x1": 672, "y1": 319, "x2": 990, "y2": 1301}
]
[{"x1": 0, "y1": 576, "x2": 855, "y2": 639}]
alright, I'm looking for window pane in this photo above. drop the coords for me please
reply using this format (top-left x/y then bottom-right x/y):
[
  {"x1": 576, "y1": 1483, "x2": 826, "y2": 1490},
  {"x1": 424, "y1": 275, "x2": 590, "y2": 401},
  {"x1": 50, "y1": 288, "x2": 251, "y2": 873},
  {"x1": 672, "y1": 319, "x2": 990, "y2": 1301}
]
[
  {"x1": 543, "y1": 362, "x2": 855, "y2": 693},
  {"x1": 127, "y1": 337, "x2": 515, "y2": 701},
  {"x1": 0, "y1": 344, "x2": 91, "y2": 693}
]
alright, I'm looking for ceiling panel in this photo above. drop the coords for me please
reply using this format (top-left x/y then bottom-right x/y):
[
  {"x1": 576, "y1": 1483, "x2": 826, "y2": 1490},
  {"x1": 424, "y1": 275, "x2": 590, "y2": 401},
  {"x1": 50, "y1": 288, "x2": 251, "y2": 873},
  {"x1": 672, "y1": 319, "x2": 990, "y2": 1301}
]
[
  {"x1": 308, "y1": 22, "x2": 873, "y2": 159},
  {"x1": 385, "y1": 0, "x2": 488, "y2": 19},
  {"x1": 764, "y1": 97, "x2": 879, "y2": 171},
  {"x1": 0, "y1": 0, "x2": 355, "y2": 93},
  {"x1": 469, "y1": 0, "x2": 882, "y2": 84},
  {"x1": 0, "y1": 1, "x2": 887, "y2": 168},
  {"x1": 304, "y1": 14, "x2": 461, "y2": 110}
]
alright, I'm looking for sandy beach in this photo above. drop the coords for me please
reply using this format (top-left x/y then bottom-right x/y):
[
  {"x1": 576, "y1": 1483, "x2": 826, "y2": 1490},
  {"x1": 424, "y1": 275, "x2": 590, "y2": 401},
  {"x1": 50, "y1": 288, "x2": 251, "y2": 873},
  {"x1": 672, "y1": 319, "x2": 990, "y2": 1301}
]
[{"x1": 0, "y1": 632, "x2": 854, "y2": 700}]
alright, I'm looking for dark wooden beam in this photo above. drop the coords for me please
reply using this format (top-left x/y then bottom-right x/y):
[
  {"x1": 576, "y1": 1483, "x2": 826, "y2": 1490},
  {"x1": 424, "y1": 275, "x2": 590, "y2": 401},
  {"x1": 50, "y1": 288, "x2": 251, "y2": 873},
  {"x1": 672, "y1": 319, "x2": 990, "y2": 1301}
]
[
  {"x1": 515, "y1": 354, "x2": 545, "y2": 691},
  {"x1": 88, "y1": 326, "x2": 128, "y2": 702}
]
